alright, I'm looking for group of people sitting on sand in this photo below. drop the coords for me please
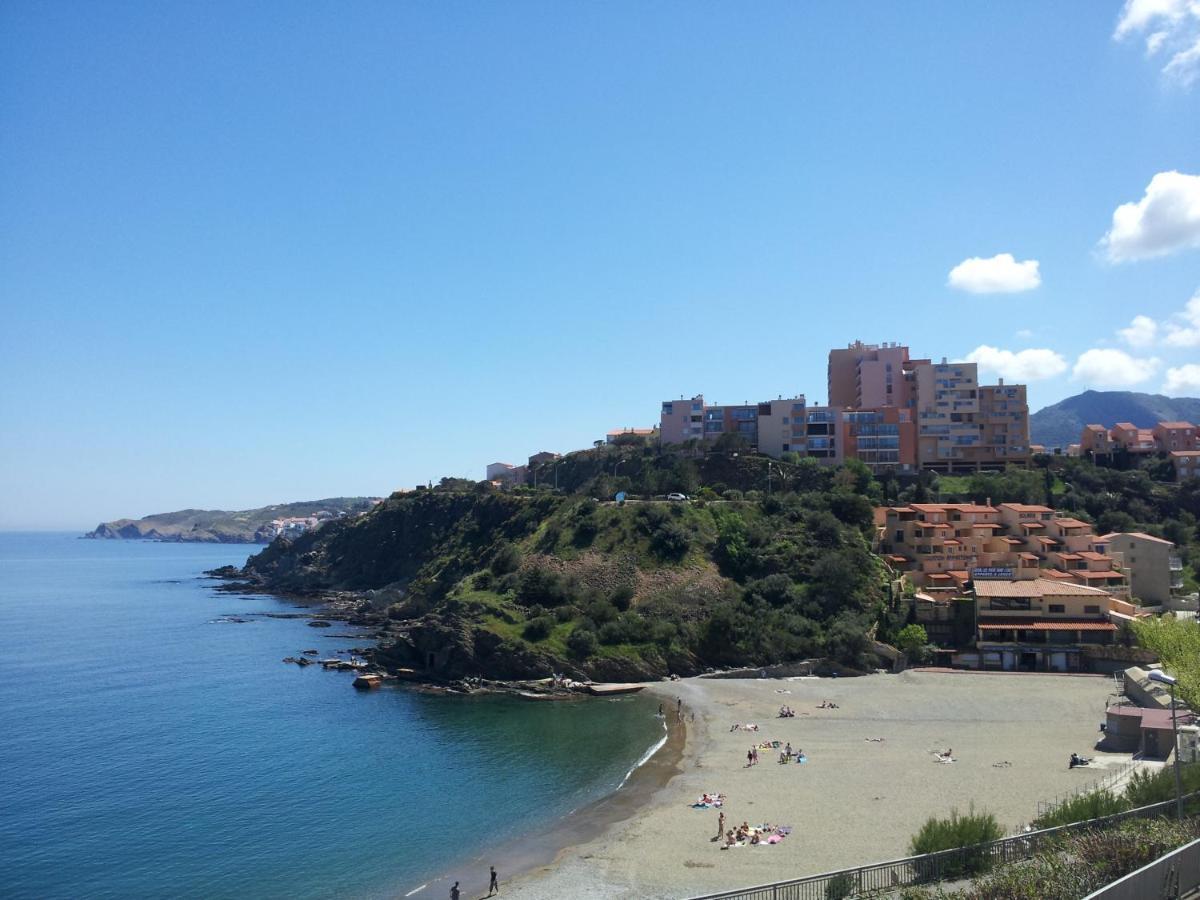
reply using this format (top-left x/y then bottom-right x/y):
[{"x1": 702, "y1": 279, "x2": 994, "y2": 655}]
[
  {"x1": 817, "y1": 699, "x2": 839, "y2": 709},
  {"x1": 693, "y1": 792, "x2": 725, "y2": 808},
  {"x1": 777, "y1": 705, "x2": 796, "y2": 718},
  {"x1": 777, "y1": 742, "x2": 805, "y2": 764},
  {"x1": 721, "y1": 822, "x2": 791, "y2": 848}
]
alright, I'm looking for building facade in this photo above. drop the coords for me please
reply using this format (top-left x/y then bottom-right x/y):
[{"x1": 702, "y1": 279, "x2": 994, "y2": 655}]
[{"x1": 1101, "y1": 532, "x2": 1184, "y2": 606}]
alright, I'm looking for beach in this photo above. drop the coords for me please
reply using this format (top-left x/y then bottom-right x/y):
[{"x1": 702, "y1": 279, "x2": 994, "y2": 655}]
[{"x1": 503, "y1": 669, "x2": 1124, "y2": 899}]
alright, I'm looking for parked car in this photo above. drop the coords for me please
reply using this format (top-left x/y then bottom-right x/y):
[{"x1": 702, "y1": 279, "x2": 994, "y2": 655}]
[{"x1": 667, "y1": 492, "x2": 689, "y2": 502}]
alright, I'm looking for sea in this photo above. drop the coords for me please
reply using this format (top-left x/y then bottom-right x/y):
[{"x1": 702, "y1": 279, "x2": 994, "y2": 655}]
[{"x1": 0, "y1": 532, "x2": 665, "y2": 900}]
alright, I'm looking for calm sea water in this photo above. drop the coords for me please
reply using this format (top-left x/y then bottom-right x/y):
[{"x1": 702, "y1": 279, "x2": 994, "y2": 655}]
[{"x1": 0, "y1": 533, "x2": 663, "y2": 900}]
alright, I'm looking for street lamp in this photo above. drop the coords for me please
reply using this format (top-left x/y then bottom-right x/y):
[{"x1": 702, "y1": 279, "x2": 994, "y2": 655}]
[{"x1": 1148, "y1": 669, "x2": 1184, "y2": 819}]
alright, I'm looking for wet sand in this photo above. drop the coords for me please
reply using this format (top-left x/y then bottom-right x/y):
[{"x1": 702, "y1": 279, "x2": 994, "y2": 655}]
[{"x1": 503, "y1": 670, "x2": 1124, "y2": 899}]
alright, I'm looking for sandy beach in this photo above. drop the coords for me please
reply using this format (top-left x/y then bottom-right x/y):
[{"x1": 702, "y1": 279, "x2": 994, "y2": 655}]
[{"x1": 502, "y1": 669, "x2": 1129, "y2": 899}]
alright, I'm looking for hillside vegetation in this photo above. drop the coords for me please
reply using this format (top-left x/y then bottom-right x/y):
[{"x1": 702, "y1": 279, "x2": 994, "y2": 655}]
[{"x1": 237, "y1": 443, "x2": 897, "y2": 680}]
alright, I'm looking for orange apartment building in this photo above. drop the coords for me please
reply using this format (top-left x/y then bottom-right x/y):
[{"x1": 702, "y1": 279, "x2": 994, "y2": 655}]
[
  {"x1": 877, "y1": 502, "x2": 1128, "y2": 596},
  {"x1": 1078, "y1": 420, "x2": 1198, "y2": 462}
]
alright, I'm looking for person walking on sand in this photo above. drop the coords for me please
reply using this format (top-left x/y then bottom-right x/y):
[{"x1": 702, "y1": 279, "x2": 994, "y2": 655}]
[
  {"x1": 450, "y1": 882, "x2": 460, "y2": 900},
  {"x1": 747, "y1": 747, "x2": 754, "y2": 767},
  {"x1": 752, "y1": 745, "x2": 758, "y2": 765},
  {"x1": 488, "y1": 866, "x2": 499, "y2": 895},
  {"x1": 717, "y1": 810, "x2": 725, "y2": 839}
]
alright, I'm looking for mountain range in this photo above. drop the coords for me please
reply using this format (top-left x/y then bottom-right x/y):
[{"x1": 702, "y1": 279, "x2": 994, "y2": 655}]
[{"x1": 1030, "y1": 391, "x2": 1200, "y2": 450}]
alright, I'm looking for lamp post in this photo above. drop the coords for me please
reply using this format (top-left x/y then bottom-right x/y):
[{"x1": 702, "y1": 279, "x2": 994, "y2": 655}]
[{"x1": 1149, "y1": 669, "x2": 1184, "y2": 819}]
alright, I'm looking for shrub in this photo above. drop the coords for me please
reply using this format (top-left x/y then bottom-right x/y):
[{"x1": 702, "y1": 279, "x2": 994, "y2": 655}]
[
  {"x1": 1031, "y1": 789, "x2": 1129, "y2": 829},
  {"x1": 522, "y1": 615, "x2": 556, "y2": 641},
  {"x1": 824, "y1": 872, "x2": 856, "y2": 900},
  {"x1": 909, "y1": 806, "x2": 1002, "y2": 879},
  {"x1": 896, "y1": 623, "x2": 929, "y2": 655},
  {"x1": 567, "y1": 626, "x2": 598, "y2": 659},
  {"x1": 610, "y1": 583, "x2": 635, "y2": 611},
  {"x1": 651, "y1": 522, "x2": 691, "y2": 560},
  {"x1": 517, "y1": 567, "x2": 569, "y2": 607},
  {"x1": 491, "y1": 542, "x2": 522, "y2": 575},
  {"x1": 723, "y1": 489, "x2": 743, "y2": 501}
]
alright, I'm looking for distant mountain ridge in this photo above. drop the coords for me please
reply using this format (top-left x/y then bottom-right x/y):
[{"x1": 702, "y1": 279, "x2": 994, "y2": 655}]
[
  {"x1": 85, "y1": 497, "x2": 380, "y2": 544},
  {"x1": 1031, "y1": 391, "x2": 1200, "y2": 449}
]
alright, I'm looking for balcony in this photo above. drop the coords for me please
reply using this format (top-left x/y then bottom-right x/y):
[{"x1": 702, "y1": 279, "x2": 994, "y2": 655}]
[{"x1": 1170, "y1": 556, "x2": 1183, "y2": 572}]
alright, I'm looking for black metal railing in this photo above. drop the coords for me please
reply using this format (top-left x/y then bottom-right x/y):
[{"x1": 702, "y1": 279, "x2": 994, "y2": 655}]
[{"x1": 687, "y1": 791, "x2": 1200, "y2": 900}]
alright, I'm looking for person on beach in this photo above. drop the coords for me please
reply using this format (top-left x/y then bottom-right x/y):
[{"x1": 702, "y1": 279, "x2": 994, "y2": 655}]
[
  {"x1": 717, "y1": 810, "x2": 725, "y2": 838},
  {"x1": 747, "y1": 748, "x2": 754, "y2": 767},
  {"x1": 752, "y1": 746, "x2": 758, "y2": 765},
  {"x1": 488, "y1": 866, "x2": 499, "y2": 895},
  {"x1": 450, "y1": 882, "x2": 460, "y2": 900},
  {"x1": 658, "y1": 703, "x2": 663, "y2": 717}
]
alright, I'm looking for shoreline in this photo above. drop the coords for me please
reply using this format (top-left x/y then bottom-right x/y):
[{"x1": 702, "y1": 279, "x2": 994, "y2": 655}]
[{"x1": 402, "y1": 687, "x2": 687, "y2": 900}]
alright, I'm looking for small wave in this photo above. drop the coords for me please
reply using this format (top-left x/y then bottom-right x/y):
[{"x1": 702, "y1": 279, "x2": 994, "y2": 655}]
[
  {"x1": 616, "y1": 720, "x2": 668, "y2": 790},
  {"x1": 403, "y1": 883, "x2": 427, "y2": 897}
]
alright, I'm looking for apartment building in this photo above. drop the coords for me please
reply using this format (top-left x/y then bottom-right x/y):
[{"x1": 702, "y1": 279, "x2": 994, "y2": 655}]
[
  {"x1": 877, "y1": 502, "x2": 1127, "y2": 595},
  {"x1": 657, "y1": 339, "x2": 1031, "y2": 472},
  {"x1": 1153, "y1": 422, "x2": 1199, "y2": 452},
  {"x1": 969, "y1": 578, "x2": 1118, "y2": 672},
  {"x1": 660, "y1": 395, "x2": 705, "y2": 445},
  {"x1": 828, "y1": 341, "x2": 915, "y2": 409},
  {"x1": 1172, "y1": 450, "x2": 1200, "y2": 481},
  {"x1": 842, "y1": 407, "x2": 916, "y2": 470},
  {"x1": 1102, "y1": 532, "x2": 1186, "y2": 605},
  {"x1": 756, "y1": 397, "x2": 809, "y2": 458}
]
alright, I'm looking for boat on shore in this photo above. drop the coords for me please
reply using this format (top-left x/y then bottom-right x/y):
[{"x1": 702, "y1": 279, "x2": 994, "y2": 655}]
[{"x1": 584, "y1": 683, "x2": 646, "y2": 697}]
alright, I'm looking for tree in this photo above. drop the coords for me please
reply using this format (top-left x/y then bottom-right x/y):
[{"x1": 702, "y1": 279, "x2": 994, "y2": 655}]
[{"x1": 896, "y1": 623, "x2": 928, "y2": 654}]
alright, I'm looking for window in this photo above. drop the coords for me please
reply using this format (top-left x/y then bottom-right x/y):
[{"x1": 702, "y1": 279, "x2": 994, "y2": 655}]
[
  {"x1": 1048, "y1": 604, "x2": 1065, "y2": 613},
  {"x1": 1084, "y1": 605, "x2": 1100, "y2": 614},
  {"x1": 894, "y1": 531, "x2": 904, "y2": 543}
]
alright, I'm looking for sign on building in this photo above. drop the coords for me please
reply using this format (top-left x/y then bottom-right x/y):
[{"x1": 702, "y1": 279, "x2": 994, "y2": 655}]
[{"x1": 971, "y1": 567, "x2": 1015, "y2": 580}]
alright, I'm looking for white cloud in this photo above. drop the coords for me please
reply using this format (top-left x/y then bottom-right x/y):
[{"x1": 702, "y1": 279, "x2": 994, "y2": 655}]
[
  {"x1": 1164, "y1": 292, "x2": 1200, "y2": 346},
  {"x1": 1072, "y1": 349, "x2": 1161, "y2": 387},
  {"x1": 1164, "y1": 363, "x2": 1200, "y2": 394},
  {"x1": 964, "y1": 345, "x2": 1068, "y2": 381},
  {"x1": 1114, "y1": 0, "x2": 1200, "y2": 85},
  {"x1": 1100, "y1": 171, "x2": 1200, "y2": 262},
  {"x1": 1015, "y1": 328, "x2": 1035, "y2": 339},
  {"x1": 1118, "y1": 314, "x2": 1160, "y2": 347},
  {"x1": 947, "y1": 253, "x2": 1041, "y2": 293}
]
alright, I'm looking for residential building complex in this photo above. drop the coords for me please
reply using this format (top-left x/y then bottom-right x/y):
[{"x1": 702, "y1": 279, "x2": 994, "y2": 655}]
[
  {"x1": 659, "y1": 340, "x2": 1030, "y2": 472},
  {"x1": 876, "y1": 502, "x2": 1128, "y2": 596},
  {"x1": 1078, "y1": 420, "x2": 1199, "y2": 467}
]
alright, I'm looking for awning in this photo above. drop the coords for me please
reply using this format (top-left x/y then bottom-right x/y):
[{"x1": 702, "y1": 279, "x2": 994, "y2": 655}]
[{"x1": 978, "y1": 620, "x2": 1117, "y2": 632}]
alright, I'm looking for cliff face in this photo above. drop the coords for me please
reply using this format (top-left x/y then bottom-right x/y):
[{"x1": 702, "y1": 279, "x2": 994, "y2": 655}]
[
  {"x1": 85, "y1": 498, "x2": 379, "y2": 544},
  {"x1": 232, "y1": 469, "x2": 892, "y2": 682}
]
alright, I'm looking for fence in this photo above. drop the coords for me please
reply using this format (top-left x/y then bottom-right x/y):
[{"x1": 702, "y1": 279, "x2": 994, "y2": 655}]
[
  {"x1": 1082, "y1": 835, "x2": 1200, "y2": 900},
  {"x1": 687, "y1": 791, "x2": 1200, "y2": 900},
  {"x1": 1036, "y1": 757, "x2": 1144, "y2": 818}
]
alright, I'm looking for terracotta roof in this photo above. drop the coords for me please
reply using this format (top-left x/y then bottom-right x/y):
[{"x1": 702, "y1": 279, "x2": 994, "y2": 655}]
[
  {"x1": 927, "y1": 573, "x2": 953, "y2": 581},
  {"x1": 1018, "y1": 552, "x2": 1039, "y2": 560},
  {"x1": 1056, "y1": 553, "x2": 1083, "y2": 561},
  {"x1": 1053, "y1": 518, "x2": 1091, "y2": 529},
  {"x1": 1036, "y1": 537, "x2": 1059, "y2": 545},
  {"x1": 886, "y1": 555, "x2": 909, "y2": 563},
  {"x1": 916, "y1": 521, "x2": 953, "y2": 529},
  {"x1": 948, "y1": 570, "x2": 970, "y2": 581},
  {"x1": 972, "y1": 578, "x2": 1112, "y2": 597},
  {"x1": 1158, "y1": 422, "x2": 1196, "y2": 429},
  {"x1": 942, "y1": 539, "x2": 961, "y2": 545},
  {"x1": 1078, "y1": 551, "x2": 1110, "y2": 561},
  {"x1": 1107, "y1": 706, "x2": 1195, "y2": 728},
  {"x1": 1075, "y1": 571, "x2": 1124, "y2": 581},
  {"x1": 1000, "y1": 504, "x2": 1055, "y2": 513},
  {"x1": 1021, "y1": 522, "x2": 1045, "y2": 530},
  {"x1": 978, "y1": 619, "x2": 1117, "y2": 632},
  {"x1": 1042, "y1": 570, "x2": 1076, "y2": 580},
  {"x1": 1170, "y1": 451, "x2": 1200, "y2": 458},
  {"x1": 1000, "y1": 537, "x2": 1024, "y2": 544},
  {"x1": 1100, "y1": 532, "x2": 1175, "y2": 546}
]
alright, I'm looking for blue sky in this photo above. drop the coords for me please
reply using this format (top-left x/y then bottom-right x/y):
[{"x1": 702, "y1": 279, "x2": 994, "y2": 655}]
[{"x1": 2, "y1": 1, "x2": 1199, "y2": 529}]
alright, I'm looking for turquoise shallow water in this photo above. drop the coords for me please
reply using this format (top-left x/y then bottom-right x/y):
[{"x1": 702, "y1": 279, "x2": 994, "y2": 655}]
[{"x1": 0, "y1": 533, "x2": 662, "y2": 900}]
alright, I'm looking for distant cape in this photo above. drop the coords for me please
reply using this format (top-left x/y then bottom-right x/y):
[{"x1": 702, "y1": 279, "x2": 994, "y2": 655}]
[{"x1": 84, "y1": 497, "x2": 380, "y2": 544}]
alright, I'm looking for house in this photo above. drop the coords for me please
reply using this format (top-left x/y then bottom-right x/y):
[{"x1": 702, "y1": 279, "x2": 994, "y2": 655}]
[{"x1": 1102, "y1": 532, "x2": 1185, "y2": 606}]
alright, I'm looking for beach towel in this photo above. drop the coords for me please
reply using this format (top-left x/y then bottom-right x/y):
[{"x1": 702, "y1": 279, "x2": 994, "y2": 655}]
[{"x1": 766, "y1": 835, "x2": 782, "y2": 844}]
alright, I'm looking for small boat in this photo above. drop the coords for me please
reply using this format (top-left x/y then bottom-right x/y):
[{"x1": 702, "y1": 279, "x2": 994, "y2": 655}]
[
  {"x1": 585, "y1": 683, "x2": 646, "y2": 697},
  {"x1": 353, "y1": 673, "x2": 383, "y2": 690},
  {"x1": 517, "y1": 691, "x2": 575, "y2": 701}
]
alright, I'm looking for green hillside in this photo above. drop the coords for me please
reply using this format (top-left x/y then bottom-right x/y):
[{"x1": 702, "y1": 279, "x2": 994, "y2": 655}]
[{"x1": 235, "y1": 445, "x2": 896, "y2": 680}]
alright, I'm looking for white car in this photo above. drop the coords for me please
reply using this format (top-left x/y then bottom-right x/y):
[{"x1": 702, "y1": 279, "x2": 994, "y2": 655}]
[{"x1": 667, "y1": 493, "x2": 689, "y2": 502}]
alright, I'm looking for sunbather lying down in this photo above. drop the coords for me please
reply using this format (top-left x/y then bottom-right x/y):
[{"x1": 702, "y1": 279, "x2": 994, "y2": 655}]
[
  {"x1": 721, "y1": 824, "x2": 793, "y2": 848},
  {"x1": 692, "y1": 792, "x2": 726, "y2": 808}
]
